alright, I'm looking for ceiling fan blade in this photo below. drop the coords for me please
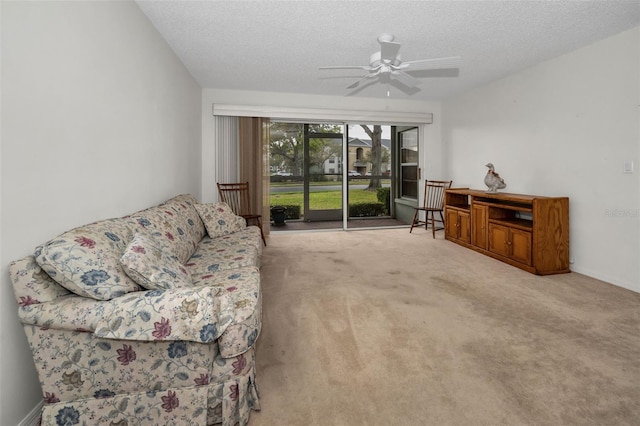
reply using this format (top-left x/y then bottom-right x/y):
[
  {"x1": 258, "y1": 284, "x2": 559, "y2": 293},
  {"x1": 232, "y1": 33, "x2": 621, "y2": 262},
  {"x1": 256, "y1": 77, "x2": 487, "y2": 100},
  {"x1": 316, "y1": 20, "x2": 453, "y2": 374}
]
[
  {"x1": 380, "y1": 41, "x2": 401, "y2": 62},
  {"x1": 347, "y1": 77, "x2": 367, "y2": 90},
  {"x1": 346, "y1": 71, "x2": 380, "y2": 89},
  {"x1": 391, "y1": 70, "x2": 421, "y2": 88},
  {"x1": 400, "y1": 56, "x2": 461, "y2": 71},
  {"x1": 319, "y1": 65, "x2": 374, "y2": 71}
]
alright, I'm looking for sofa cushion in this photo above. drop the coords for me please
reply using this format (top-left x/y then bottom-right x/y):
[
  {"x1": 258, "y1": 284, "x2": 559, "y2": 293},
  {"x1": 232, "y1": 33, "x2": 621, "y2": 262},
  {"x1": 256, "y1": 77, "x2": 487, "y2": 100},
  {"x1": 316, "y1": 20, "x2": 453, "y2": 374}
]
[
  {"x1": 120, "y1": 233, "x2": 192, "y2": 290},
  {"x1": 206, "y1": 226, "x2": 263, "y2": 259},
  {"x1": 162, "y1": 194, "x2": 207, "y2": 254},
  {"x1": 185, "y1": 235, "x2": 259, "y2": 275},
  {"x1": 128, "y1": 207, "x2": 192, "y2": 266},
  {"x1": 34, "y1": 217, "x2": 141, "y2": 300},
  {"x1": 129, "y1": 196, "x2": 205, "y2": 265},
  {"x1": 195, "y1": 202, "x2": 246, "y2": 239}
]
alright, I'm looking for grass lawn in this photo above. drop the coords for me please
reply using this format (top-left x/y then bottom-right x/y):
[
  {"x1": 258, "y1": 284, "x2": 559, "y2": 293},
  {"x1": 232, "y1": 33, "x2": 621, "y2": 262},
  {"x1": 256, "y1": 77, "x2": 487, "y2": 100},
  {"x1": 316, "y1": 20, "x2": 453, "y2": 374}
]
[{"x1": 270, "y1": 189, "x2": 378, "y2": 210}]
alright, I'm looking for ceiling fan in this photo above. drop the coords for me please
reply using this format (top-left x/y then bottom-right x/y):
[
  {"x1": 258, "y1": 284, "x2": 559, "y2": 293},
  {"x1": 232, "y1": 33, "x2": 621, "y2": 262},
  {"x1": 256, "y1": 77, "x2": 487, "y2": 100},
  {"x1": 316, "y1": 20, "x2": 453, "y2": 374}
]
[{"x1": 319, "y1": 33, "x2": 460, "y2": 92}]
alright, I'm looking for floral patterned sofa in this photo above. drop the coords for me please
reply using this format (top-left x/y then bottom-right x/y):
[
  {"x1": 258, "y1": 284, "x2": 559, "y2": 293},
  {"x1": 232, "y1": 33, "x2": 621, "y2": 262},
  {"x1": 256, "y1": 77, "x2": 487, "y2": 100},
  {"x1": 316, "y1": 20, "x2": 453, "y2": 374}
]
[{"x1": 9, "y1": 194, "x2": 263, "y2": 426}]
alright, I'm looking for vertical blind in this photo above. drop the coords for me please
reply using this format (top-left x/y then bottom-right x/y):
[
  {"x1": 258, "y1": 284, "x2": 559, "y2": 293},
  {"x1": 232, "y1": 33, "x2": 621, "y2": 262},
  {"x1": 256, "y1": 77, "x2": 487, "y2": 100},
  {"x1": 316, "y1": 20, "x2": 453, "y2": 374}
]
[{"x1": 214, "y1": 115, "x2": 239, "y2": 200}]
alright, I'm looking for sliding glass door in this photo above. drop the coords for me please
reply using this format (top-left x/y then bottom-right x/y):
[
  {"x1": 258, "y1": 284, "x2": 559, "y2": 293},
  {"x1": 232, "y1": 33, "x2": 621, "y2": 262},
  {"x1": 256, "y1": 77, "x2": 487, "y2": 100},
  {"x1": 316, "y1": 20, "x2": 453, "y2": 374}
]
[
  {"x1": 269, "y1": 121, "x2": 414, "y2": 229},
  {"x1": 346, "y1": 124, "x2": 393, "y2": 224},
  {"x1": 304, "y1": 124, "x2": 344, "y2": 221},
  {"x1": 269, "y1": 122, "x2": 344, "y2": 223}
]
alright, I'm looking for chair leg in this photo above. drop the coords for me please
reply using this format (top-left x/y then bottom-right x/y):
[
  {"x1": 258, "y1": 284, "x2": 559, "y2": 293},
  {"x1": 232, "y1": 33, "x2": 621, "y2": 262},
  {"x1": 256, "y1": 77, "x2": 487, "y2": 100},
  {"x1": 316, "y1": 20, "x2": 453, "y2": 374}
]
[
  {"x1": 430, "y1": 211, "x2": 436, "y2": 239},
  {"x1": 409, "y1": 209, "x2": 419, "y2": 233}
]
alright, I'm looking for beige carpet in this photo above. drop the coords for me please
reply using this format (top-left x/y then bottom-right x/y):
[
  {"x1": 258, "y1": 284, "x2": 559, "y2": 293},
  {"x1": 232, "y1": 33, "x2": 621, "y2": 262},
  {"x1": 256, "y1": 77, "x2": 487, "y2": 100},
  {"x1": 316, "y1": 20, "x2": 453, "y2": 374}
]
[{"x1": 250, "y1": 228, "x2": 640, "y2": 426}]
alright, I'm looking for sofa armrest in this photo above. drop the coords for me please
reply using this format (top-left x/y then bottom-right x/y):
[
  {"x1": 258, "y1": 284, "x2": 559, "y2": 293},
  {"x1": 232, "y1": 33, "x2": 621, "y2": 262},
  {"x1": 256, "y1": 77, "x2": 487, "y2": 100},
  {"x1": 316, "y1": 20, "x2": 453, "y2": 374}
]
[
  {"x1": 17, "y1": 294, "x2": 108, "y2": 332},
  {"x1": 93, "y1": 286, "x2": 234, "y2": 343}
]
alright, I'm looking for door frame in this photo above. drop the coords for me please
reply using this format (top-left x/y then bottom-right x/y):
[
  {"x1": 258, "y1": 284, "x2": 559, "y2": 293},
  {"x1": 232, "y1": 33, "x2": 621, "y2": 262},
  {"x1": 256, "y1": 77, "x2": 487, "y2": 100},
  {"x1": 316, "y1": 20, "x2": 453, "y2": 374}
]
[
  {"x1": 303, "y1": 124, "x2": 345, "y2": 222},
  {"x1": 393, "y1": 125, "x2": 420, "y2": 224}
]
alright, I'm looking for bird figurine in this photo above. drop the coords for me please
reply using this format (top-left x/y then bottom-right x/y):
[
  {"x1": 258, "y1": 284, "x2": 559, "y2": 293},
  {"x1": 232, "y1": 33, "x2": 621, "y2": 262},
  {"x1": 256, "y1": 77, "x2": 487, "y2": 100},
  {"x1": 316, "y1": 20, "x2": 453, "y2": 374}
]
[{"x1": 484, "y1": 163, "x2": 507, "y2": 192}]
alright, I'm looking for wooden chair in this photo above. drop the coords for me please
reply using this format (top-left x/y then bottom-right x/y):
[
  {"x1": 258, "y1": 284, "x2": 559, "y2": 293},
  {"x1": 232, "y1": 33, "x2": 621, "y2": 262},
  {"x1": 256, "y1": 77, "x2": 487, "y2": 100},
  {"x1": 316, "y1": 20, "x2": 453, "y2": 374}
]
[
  {"x1": 217, "y1": 182, "x2": 267, "y2": 246},
  {"x1": 409, "y1": 180, "x2": 453, "y2": 238}
]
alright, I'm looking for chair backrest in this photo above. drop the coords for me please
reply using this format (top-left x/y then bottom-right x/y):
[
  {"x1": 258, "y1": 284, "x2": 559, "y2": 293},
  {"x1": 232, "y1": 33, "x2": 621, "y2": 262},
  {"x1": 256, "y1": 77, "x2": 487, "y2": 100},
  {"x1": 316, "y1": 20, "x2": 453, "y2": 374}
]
[
  {"x1": 217, "y1": 182, "x2": 252, "y2": 216},
  {"x1": 423, "y1": 180, "x2": 453, "y2": 210}
]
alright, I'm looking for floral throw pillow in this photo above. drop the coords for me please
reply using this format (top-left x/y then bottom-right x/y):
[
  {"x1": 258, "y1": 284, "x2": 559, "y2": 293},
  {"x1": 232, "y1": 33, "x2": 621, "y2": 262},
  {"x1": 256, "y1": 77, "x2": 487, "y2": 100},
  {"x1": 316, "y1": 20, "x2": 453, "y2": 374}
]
[
  {"x1": 120, "y1": 234, "x2": 192, "y2": 290},
  {"x1": 195, "y1": 202, "x2": 246, "y2": 238}
]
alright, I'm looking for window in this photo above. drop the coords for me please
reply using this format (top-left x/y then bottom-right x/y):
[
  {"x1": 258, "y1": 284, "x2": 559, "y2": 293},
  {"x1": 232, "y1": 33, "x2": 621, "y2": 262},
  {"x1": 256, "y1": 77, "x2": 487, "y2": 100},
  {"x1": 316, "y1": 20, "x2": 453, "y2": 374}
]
[{"x1": 399, "y1": 128, "x2": 418, "y2": 199}]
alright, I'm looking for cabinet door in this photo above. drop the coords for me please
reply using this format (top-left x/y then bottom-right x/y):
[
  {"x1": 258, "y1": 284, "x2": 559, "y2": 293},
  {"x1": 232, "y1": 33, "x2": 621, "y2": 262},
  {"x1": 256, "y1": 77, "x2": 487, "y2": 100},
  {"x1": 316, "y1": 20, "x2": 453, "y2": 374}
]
[
  {"x1": 459, "y1": 211, "x2": 471, "y2": 243},
  {"x1": 510, "y1": 228, "x2": 532, "y2": 266},
  {"x1": 489, "y1": 224, "x2": 532, "y2": 266},
  {"x1": 445, "y1": 209, "x2": 460, "y2": 240},
  {"x1": 471, "y1": 204, "x2": 488, "y2": 249},
  {"x1": 488, "y1": 223, "x2": 510, "y2": 258}
]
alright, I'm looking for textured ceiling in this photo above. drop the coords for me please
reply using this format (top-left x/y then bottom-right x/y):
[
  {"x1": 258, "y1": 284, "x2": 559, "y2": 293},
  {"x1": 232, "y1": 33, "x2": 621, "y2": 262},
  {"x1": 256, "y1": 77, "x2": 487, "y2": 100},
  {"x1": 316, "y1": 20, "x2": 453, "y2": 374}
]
[{"x1": 136, "y1": 0, "x2": 640, "y2": 101}]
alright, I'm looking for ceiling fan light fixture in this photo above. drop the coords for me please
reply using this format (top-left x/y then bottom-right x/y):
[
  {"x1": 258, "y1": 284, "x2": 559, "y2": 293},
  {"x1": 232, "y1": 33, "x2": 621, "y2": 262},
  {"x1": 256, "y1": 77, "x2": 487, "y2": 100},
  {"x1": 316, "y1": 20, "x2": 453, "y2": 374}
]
[{"x1": 370, "y1": 51, "x2": 401, "y2": 69}]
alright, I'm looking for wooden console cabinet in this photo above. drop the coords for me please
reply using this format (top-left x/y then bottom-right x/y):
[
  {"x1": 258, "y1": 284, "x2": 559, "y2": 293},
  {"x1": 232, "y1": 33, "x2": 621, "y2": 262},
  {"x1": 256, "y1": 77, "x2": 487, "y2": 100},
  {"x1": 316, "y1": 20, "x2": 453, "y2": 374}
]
[{"x1": 444, "y1": 189, "x2": 570, "y2": 275}]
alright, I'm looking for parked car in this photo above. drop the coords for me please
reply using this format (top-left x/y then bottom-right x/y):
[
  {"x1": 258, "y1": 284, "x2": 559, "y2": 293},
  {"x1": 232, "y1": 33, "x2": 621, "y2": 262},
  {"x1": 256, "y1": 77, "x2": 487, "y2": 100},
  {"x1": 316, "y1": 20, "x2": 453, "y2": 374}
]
[
  {"x1": 348, "y1": 170, "x2": 361, "y2": 176},
  {"x1": 276, "y1": 171, "x2": 293, "y2": 176}
]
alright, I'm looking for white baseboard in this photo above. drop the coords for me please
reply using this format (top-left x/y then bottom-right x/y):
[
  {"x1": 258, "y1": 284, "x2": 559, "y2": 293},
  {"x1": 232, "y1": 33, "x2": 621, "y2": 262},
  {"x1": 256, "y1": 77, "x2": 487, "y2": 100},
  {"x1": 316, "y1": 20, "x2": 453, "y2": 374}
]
[{"x1": 19, "y1": 400, "x2": 42, "y2": 426}]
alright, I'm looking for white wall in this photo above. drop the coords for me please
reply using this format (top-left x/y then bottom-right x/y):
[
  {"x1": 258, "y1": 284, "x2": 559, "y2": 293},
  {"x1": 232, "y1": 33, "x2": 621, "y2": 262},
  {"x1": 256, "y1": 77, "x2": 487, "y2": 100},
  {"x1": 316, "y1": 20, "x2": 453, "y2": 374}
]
[
  {"x1": 200, "y1": 88, "x2": 443, "y2": 203},
  {"x1": 0, "y1": 2, "x2": 202, "y2": 424},
  {"x1": 442, "y1": 27, "x2": 640, "y2": 292}
]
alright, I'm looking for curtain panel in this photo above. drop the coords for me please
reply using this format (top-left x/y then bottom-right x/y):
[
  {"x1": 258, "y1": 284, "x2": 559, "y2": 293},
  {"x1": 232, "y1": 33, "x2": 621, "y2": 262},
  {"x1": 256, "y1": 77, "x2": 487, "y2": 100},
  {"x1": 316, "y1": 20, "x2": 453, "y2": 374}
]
[{"x1": 239, "y1": 117, "x2": 271, "y2": 236}]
